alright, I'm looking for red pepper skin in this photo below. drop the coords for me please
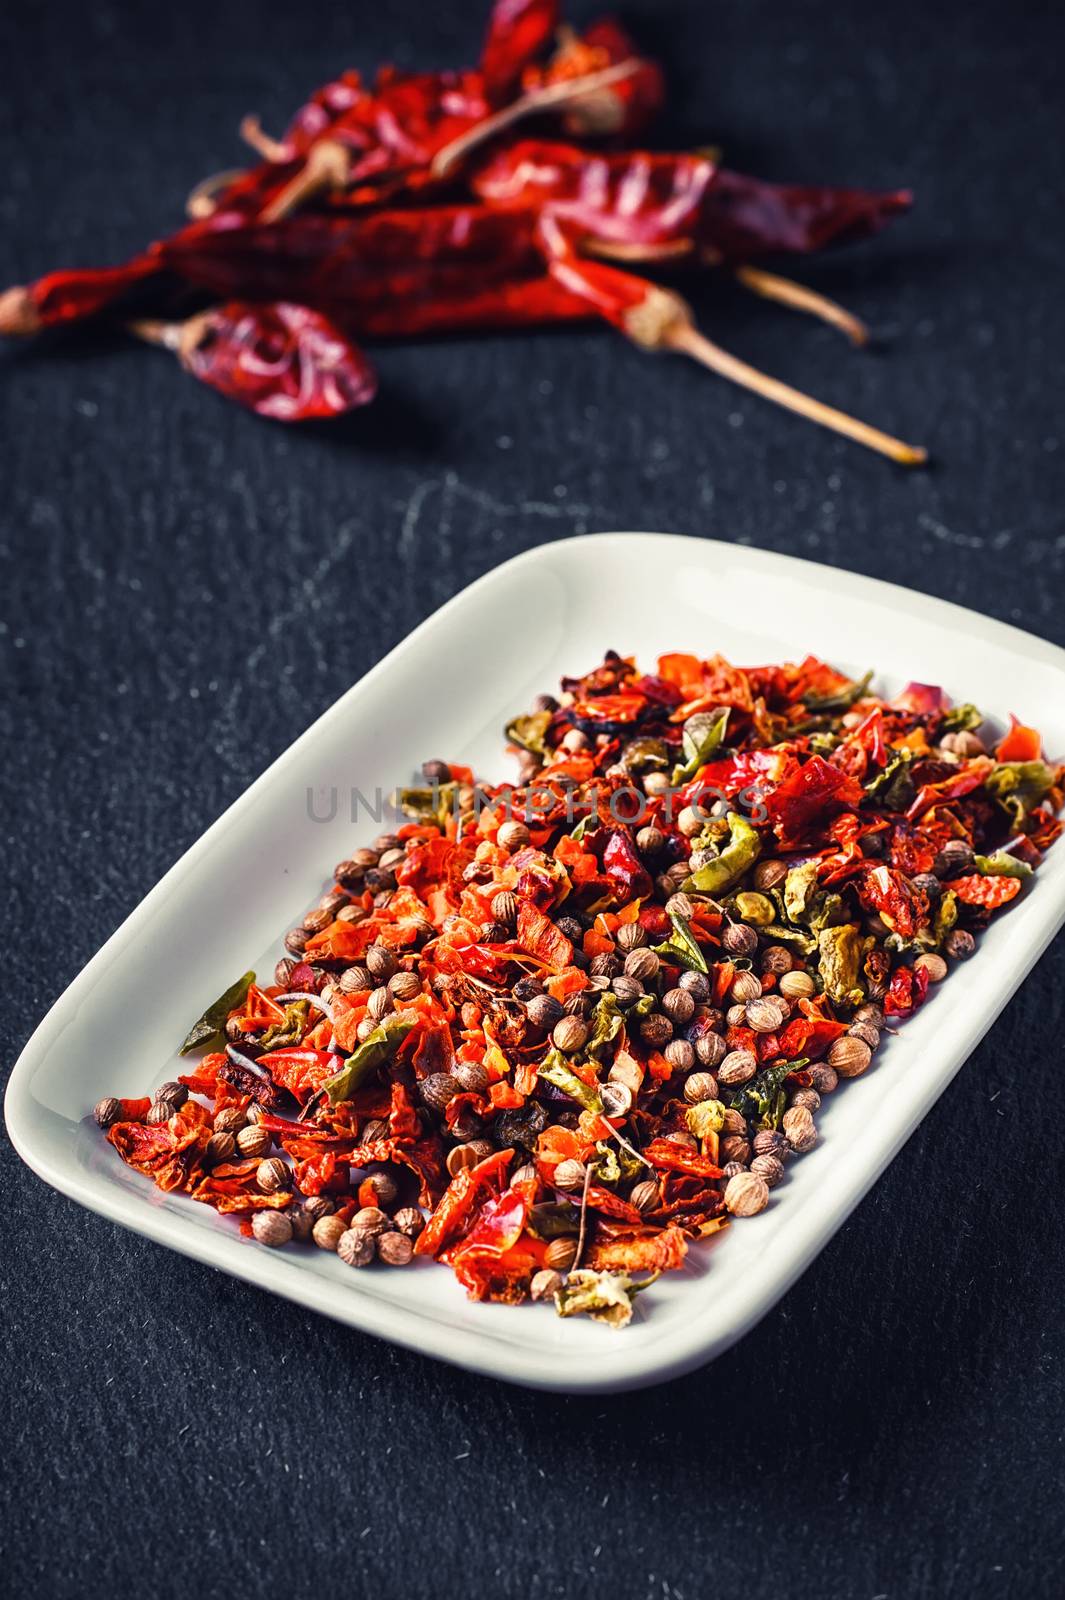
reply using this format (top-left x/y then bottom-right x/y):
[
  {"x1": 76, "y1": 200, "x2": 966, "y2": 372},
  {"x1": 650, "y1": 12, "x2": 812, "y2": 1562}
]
[
  {"x1": 533, "y1": 17, "x2": 664, "y2": 138},
  {"x1": 696, "y1": 169, "x2": 912, "y2": 261},
  {"x1": 644, "y1": 1138, "x2": 723, "y2": 1180},
  {"x1": 416, "y1": 1148, "x2": 514, "y2": 1257},
  {"x1": 764, "y1": 755, "x2": 865, "y2": 848},
  {"x1": 160, "y1": 205, "x2": 546, "y2": 309},
  {"x1": 906, "y1": 759, "x2": 995, "y2": 823},
  {"x1": 177, "y1": 302, "x2": 376, "y2": 421},
  {"x1": 472, "y1": 139, "x2": 908, "y2": 262},
  {"x1": 601, "y1": 828, "x2": 653, "y2": 902},
  {"x1": 6, "y1": 257, "x2": 157, "y2": 332},
  {"x1": 256, "y1": 1045, "x2": 343, "y2": 1100},
  {"x1": 472, "y1": 140, "x2": 716, "y2": 246},
  {"x1": 995, "y1": 718, "x2": 1043, "y2": 763},
  {"x1": 480, "y1": 0, "x2": 559, "y2": 104},
  {"x1": 946, "y1": 873, "x2": 1023, "y2": 910}
]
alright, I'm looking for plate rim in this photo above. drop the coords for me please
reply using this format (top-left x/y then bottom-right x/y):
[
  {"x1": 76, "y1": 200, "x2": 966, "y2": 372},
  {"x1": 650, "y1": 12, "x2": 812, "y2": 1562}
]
[{"x1": 7, "y1": 530, "x2": 1065, "y2": 1392}]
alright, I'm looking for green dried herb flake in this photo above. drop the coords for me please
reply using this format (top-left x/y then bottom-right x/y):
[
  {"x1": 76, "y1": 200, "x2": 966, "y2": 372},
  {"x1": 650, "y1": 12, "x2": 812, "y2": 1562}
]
[
  {"x1": 258, "y1": 999, "x2": 311, "y2": 1052},
  {"x1": 801, "y1": 670, "x2": 872, "y2": 714},
  {"x1": 537, "y1": 1050, "x2": 603, "y2": 1113},
  {"x1": 817, "y1": 924, "x2": 865, "y2": 1007},
  {"x1": 396, "y1": 782, "x2": 458, "y2": 830},
  {"x1": 554, "y1": 1269, "x2": 660, "y2": 1329},
  {"x1": 505, "y1": 711, "x2": 552, "y2": 757},
  {"x1": 322, "y1": 1013, "x2": 417, "y2": 1104},
  {"x1": 973, "y1": 849, "x2": 1034, "y2": 879},
  {"x1": 683, "y1": 812, "x2": 761, "y2": 896},
  {"x1": 671, "y1": 707, "x2": 730, "y2": 785},
  {"x1": 653, "y1": 910, "x2": 708, "y2": 974},
  {"x1": 985, "y1": 761, "x2": 1055, "y2": 824},
  {"x1": 179, "y1": 970, "x2": 255, "y2": 1055},
  {"x1": 727, "y1": 1059, "x2": 807, "y2": 1130},
  {"x1": 939, "y1": 703, "x2": 984, "y2": 733}
]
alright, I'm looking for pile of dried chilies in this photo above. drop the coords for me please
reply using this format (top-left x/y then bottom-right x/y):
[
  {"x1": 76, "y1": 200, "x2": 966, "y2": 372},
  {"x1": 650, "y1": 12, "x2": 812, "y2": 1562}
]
[
  {"x1": 2, "y1": 1, "x2": 925, "y2": 460},
  {"x1": 96, "y1": 651, "x2": 1061, "y2": 1327}
]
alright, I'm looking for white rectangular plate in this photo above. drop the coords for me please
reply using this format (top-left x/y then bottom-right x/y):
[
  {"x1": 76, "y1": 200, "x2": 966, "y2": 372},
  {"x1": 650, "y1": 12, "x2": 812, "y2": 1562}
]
[{"x1": 7, "y1": 532, "x2": 1065, "y2": 1392}]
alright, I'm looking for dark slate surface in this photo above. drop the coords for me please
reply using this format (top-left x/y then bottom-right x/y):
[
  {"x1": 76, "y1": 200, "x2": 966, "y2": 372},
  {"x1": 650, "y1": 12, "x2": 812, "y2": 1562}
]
[{"x1": 2, "y1": 1, "x2": 1063, "y2": 1596}]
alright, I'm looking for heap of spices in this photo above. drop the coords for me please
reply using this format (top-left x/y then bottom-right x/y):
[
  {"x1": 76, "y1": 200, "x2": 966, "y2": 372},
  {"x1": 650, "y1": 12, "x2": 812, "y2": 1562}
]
[
  {"x1": 0, "y1": 0, "x2": 926, "y2": 461},
  {"x1": 96, "y1": 648, "x2": 1061, "y2": 1328}
]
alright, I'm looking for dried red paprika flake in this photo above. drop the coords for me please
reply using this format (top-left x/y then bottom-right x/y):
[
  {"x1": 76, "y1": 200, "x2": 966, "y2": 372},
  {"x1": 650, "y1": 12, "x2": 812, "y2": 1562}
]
[
  {"x1": 0, "y1": 0, "x2": 926, "y2": 458},
  {"x1": 96, "y1": 647, "x2": 1060, "y2": 1328}
]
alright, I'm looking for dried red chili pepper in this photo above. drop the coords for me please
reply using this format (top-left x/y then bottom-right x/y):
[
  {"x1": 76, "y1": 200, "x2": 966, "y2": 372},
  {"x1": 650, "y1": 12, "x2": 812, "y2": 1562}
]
[
  {"x1": 480, "y1": 0, "x2": 560, "y2": 105},
  {"x1": 0, "y1": 1, "x2": 930, "y2": 455},
  {"x1": 128, "y1": 301, "x2": 376, "y2": 420}
]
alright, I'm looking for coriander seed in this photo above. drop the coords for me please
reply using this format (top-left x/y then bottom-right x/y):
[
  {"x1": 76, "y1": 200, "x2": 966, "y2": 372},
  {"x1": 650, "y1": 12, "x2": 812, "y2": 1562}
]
[
  {"x1": 724, "y1": 1172, "x2": 770, "y2": 1216},
  {"x1": 826, "y1": 1036, "x2": 872, "y2": 1078},
  {"x1": 554, "y1": 1159, "x2": 588, "y2": 1192},
  {"x1": 544, "y1": 1237, "x2": 578, "y2": 1272},
  {"x1": 378, "y1": 1232, "x2": 415, "y2": 1266},
  {"x1": 552, "y1": 1016, "x2": 588, "y2": 1053},
  {"x1": 93, "y1": 1097, "x2": 123, "y2": 1129},
  {"x1": 312, "y1": 1214, "x2": 348, "y2": 1252},
  {"x1": 718, "y1": 1049, "x2": 758, "y2": 1087},
  {"x1": 338, "y1": 1228, "x2": 375, "y2": 1268},
  {"x1": 782, "y1": 1105, "x2": 817, "y2": 1153},
  {"x1": 750, "y1": 1154, "x2": 785, "y2": 1188},
  {"x1": 256, "y1": 1157, "x2": 291, "y2": 1193},
  {"x1": 236, "y1": 1124, "x2": 272, "y2": 1159},
  {"x1": 252, "y1": 1211, "x2": 293, "y2": 1248},
  {"x1": 393, "y1": 1207, "x2": 424, "y2": 1239}
]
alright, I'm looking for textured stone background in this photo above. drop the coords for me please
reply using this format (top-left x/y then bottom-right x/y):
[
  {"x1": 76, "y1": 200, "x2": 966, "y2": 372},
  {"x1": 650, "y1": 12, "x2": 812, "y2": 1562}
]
[{"x1": 2, "y1": 1, "x2": 1063, "y2": 1596}]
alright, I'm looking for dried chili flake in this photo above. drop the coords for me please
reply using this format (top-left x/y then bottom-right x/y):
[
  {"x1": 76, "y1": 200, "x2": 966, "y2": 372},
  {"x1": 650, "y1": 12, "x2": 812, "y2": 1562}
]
[{"x1": 96, "y1": 645, "x2": 1060, "y2": 1331}]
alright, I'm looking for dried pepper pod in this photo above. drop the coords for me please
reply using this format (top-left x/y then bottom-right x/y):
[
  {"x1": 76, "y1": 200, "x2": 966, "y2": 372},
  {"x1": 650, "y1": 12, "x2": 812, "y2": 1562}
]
[
  {"x1": 0, "y1": 0, "x2": 927, "y2": 455},
  {"x1": 129, "y1": 301, "x2": 376, "y2": 420}
]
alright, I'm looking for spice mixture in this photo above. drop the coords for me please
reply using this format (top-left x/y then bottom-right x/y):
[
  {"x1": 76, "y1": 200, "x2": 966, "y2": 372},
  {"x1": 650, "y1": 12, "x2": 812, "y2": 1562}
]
[
  {"x1": 96, "y1": 650, "x2": 1061, "y2": 1328},
  {"x1": 1, "y1": 0, "x2": 925, "y2": 461}
]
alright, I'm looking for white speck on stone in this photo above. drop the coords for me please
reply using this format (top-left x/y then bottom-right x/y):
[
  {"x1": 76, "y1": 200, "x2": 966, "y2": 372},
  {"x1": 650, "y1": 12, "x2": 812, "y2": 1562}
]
[
  {"x1": 496, "y1": 435, "x2": 513, "y2": 450},
  {"x1": 538, "y1": 379, "x2": 553, "y2": 395},
  {"x1": 728, "y1": 412, "x2": 744, "y2": 428},
  {"x1": 75, "y1": 398, "x2": 98, "y2": 417}
]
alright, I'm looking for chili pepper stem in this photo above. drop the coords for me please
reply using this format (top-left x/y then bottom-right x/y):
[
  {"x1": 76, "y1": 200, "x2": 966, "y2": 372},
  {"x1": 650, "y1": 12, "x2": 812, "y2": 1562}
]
[
  {"x1": 735, "y1": 265, "x2": 869, "y2": 347},
  {"x1": 431, "y1": 58, "x2": 642, "y2": 178},
  {"x1": 672, "y1": 320, "x2": 925, "y2": 462},
  {"x1": 585, "y1": 238, "x2": 696, "y2": 265},
  {"x1": 624, "y1": 287, "x2": 925, "y2": 464},
  {"x1": 0, "y1": 286, "x2": 40, "y2": 336},
  {"x1": 185, "y1": 168, "x2": 249, "y2": 220},
  {"x1": 260, "y1": 138, "x2": 351, "y2": 223},
  {"x1": 573, "y1": 1162, "x2": 593, "y2": 1270},
  {"x1": 127, "y1": 317, "x2": 182, "y2": 351},
  {"x1": 128, "y1": 313, "x2": 211, "y2": 363},
  {"x1": 240, "y1": 113, "x2": 289, "y2": 163}
]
